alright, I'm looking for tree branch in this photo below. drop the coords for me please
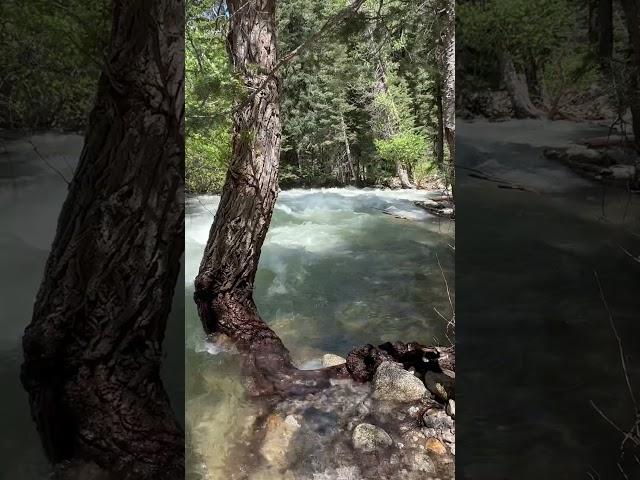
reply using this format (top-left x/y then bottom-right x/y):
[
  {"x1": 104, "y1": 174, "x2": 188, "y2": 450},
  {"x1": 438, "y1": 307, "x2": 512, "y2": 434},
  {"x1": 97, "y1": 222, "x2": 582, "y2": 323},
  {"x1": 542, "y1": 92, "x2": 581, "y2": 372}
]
[{"x1": 233, "y1": 0, "x2": 367, "y2": 113}]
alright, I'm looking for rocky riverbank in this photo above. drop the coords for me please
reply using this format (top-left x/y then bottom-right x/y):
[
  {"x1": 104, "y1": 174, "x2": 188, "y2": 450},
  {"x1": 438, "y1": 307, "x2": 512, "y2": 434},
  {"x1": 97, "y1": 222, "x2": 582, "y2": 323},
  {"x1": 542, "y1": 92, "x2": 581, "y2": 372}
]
[
  {"x1": 543, "y1": 136, "x2": 638, "y2": 187},
  {"x1": 207, "y1": 354, "x2": 455, "y2": 480}
]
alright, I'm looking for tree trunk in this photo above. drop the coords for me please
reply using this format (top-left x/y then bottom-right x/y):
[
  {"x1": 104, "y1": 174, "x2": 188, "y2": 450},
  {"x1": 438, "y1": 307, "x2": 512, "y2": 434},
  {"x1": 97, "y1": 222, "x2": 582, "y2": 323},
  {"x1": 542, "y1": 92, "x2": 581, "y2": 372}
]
[
  {"x1": 435, "y1": 84, "x2": 445, "y2": 168},
  {"x1": 396, "y1": 161, "x2": 414, "y2": 189},
  {"x1": 340, "y1": 112, "x2": 356, "y2": 183},
  {"x1": 599, "y1": 0, "x2": 614, "y2": 66},
  {"x1": 500, "y1": 52, "x2": 544, "y2": 119},
  {"x1": 620, "y1": 0, "x2": 640, "y2": 149},
  {"x1": 20, "y1": 2, "x2": 185, "y2": 479},
  {"x1": 193, "y1": 0, "x2": 296, "y2": 384},
  {"x1": 589, "y1": 0, "x2": 599, "y2": 44},
  {"x1": 441, "y1": 0, "x2": 456, "y2": 195}
]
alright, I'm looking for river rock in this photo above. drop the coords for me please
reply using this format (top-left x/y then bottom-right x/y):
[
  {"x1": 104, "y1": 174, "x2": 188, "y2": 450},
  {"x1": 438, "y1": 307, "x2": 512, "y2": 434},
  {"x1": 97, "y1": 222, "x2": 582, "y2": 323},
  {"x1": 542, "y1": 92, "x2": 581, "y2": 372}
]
[
  {"x1": 409, "y1": 451, "x2": 437, "y2": 473},
  {"x1": 423, "y1": 371, "x2": 455, "y2": 402},
  {"x1": 446, "y1": 399, "x2": 455, "y2": 418},
  {"x1": 372, "y1": 361, "x2": 427, "y2": 402},
  {"x1": 260, "y1": 414, "x2": 301, "y2": 468},
  {"x1": 322, "y1": 353, "x2": 347, "y2": 367},
  {"x1": 352, "y1": 423, "x2": 393, "y2": 453},
  {"x1": 425, "y1": 437, "x2": 447, "y2": 455},
  {"x1": 565, "y1": 145, "x2": 605, "y2": 164},
  {"x1": 423, "y1": 409, "x2": 454, "y2": 431}
]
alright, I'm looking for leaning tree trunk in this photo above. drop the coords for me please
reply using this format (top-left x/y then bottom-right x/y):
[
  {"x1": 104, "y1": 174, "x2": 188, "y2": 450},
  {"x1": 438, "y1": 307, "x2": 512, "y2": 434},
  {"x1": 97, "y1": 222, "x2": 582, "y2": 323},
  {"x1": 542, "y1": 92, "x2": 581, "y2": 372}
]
[
  {"x1": 193, "y1": 0, "x2": 295, "y2": 382},
  {"x1": 499, "y1": 52, "x2": 543, "y2": 119},
  {"x1": 21, "y1": 2, "x2": 185, "y2": 479}
]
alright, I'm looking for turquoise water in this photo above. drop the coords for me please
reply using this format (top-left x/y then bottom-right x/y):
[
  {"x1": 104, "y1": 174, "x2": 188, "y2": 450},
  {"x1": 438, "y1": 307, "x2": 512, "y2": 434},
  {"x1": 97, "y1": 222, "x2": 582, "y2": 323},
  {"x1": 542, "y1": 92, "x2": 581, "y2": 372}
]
[{"x1": 185, "y1": 188, "x2": 455, "y2": 478}]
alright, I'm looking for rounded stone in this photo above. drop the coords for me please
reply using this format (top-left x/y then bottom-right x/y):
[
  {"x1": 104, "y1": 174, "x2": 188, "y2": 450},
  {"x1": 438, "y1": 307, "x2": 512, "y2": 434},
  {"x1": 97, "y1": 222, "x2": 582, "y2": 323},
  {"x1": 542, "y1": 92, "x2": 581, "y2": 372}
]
[
  {"x1": 352, "y1": 423, "x2": 393, "y2": 453},
  {"x1": 372, "y1": 361, "x2": 427, "y2": 403}
]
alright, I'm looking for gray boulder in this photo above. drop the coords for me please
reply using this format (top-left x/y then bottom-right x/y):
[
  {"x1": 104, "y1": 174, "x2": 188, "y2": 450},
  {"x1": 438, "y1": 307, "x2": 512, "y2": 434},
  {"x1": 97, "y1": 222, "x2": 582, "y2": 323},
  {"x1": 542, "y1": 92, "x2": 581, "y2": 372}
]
[{"x1": 372, "y1": 361, "x2": 427, "y2": 403}]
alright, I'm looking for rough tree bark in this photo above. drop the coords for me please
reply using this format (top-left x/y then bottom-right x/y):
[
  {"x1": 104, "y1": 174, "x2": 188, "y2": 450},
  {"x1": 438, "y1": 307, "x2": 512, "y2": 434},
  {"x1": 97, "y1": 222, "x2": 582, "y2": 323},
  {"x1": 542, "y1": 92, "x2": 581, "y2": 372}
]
[
  {"x1": 500, "y1": 52, "x2": 543, "y2": 119},
  {"x1": 620, "y1": 0, "x2": 640, "y2": 149},
  {"x1": 20, "y1": 2, "x2": 185, "y2": 479},
  {"x1": 193, "y1": 0, "x2": 298, "y2": 389}
]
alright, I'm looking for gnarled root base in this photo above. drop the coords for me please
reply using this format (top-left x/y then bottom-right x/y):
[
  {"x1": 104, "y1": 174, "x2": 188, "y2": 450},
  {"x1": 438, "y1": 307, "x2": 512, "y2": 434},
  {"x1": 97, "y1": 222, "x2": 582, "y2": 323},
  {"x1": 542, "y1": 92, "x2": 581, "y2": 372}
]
[{"x1": 195, "y1": 292, "x2": 454, "y2": 398}]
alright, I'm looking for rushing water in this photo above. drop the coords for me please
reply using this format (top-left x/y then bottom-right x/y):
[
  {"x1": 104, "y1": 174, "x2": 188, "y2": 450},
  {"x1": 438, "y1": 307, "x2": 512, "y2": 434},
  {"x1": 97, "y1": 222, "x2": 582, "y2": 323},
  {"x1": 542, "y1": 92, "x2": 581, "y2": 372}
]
[
  {"x1": 185, "y1": 188, "x2": 455, "y2": 478},
  {"x1": 0, "y1": 133, "x2": 185, "y2": 478},
  {"x1": 457, "y1": 119, "x2": 640, "y2": 479}
]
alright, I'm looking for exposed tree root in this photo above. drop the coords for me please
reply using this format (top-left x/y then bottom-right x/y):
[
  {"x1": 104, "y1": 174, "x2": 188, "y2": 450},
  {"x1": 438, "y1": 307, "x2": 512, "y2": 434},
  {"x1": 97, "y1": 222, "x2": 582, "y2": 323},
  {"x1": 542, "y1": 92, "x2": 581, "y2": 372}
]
[{"x1": 195, "y1": 289, "x2": 454, "y2": 400}]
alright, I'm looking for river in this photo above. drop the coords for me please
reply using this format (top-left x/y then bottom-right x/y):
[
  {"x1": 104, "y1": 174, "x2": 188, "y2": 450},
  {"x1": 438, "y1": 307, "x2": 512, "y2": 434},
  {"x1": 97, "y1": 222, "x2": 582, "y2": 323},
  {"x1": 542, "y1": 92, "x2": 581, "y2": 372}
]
[
  {"x1": 457, "y1": 119, "x2": 640, "y2": 479},
  {"x1": 185, "y1": 188, "x2": 455, "y2": 478}
]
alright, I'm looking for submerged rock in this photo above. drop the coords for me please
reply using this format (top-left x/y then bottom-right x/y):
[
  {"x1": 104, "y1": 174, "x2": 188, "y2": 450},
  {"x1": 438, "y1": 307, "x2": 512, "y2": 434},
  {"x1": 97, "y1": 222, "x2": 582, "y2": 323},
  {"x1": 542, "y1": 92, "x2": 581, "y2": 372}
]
[
  {"x1": 260, "y1": 414, "x2": 301, "y2": 468},
  {"x1": 409, "y1": 450, "x2": 437, "y2": 473},
  {"x1": 322, "y1": 353, "x2": 347, "y2": 367},
  {"x1": 372, "y1": 362, "x2": 427, "y2": 403},
  {"x1": 425, "y1": 437, "x2": 448, "y2": 455},
  {"x1": 352, "y1": 423, "x2": 393, "y2": 453}
]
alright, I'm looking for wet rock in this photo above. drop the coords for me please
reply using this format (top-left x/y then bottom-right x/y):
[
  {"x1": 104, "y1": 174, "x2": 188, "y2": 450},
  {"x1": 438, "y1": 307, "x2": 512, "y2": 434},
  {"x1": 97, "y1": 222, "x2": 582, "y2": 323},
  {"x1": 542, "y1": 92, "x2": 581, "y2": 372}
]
[
  {"x1": 409, "y1": 450, "x2": 437, "y2": 473},
  {"x1": 608, "y1": 164, "x2": 636, "y2": 179},
  {"x1": 441, "y1": 429, "x2": 455, "y2": 444},
  {"x1": 423, "y1": 371, "x2": 455, "y2": 402},
  {"x1": 446, "y1": 399, "x2": 455, "y2": 419},
  {"x1": 372, "y1": 361, "x2": 427, "y2": 403},
  {"x1": 423, "y1": 409, "x2": 454, "y2": 431},
  {"x1": 260, "y1": 414, "x2": 301, "y2": 468},
  {"x1": 322, "y1": 353, "x2": 347, "y2": 367},
  {"x1": 565, "y1": 145, "x2": 605, "y2": 164},
  {"x1": 352, "y1": 423, "x2": 393, "y2": 453},
  {"x1": 308, "y1": 466, "x2": 363, "y2": 480},
  {"x1": 425, "y1": 437, "x2": 448, "y2": 455}
]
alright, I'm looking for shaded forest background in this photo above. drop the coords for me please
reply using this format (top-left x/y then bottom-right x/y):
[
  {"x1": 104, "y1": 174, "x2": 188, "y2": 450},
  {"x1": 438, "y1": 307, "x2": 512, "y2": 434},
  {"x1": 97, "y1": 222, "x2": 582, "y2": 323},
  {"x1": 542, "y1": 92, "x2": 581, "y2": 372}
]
[
  {"x1": 0, "y1": 0, "x2": 453, "y2": 193},
  {"x1": 457, "y1": 0, "x2": 640, "y2": 141}
]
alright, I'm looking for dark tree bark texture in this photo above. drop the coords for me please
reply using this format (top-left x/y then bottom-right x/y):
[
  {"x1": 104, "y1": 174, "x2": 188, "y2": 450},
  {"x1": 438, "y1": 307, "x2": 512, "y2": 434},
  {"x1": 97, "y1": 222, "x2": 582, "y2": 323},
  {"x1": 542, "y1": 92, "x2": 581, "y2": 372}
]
[
  {"x1": 21, "y1": 1, "x2": 185, "y2": 478},
  {"x1": 193, "y1": 0, "x2": 296, "y2": 387}
]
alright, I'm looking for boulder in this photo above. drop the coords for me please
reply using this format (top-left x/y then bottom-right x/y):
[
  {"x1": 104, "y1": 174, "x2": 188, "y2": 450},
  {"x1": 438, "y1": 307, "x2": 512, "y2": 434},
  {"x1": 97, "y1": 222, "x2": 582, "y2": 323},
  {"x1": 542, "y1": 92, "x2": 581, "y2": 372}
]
[
  {"x1": 372, "y1": 361, "x2": 427, "y2": 403},
  {"x1": 352, "y1": 423, "x2": 393, "y2": 453},
  {"x1": 321, "y1": 353, "x2": 347, "y2": 368}
]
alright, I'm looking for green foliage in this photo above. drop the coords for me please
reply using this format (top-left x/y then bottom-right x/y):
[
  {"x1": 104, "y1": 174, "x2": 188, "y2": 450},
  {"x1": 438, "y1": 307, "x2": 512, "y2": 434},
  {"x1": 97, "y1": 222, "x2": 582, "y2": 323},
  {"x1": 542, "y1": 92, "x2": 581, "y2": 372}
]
[
  {"x1": 184, "y1": 0, "x2": 445, "y2": 192},
  {"x1": 0, "y1": 0, "x2": 109, "y2": 129},
  {"x1": 375, "y1": 131, "x2": 429, "y2": 169},
  {"x1": 542, "y1": 47, "x2": 601, "y2": 112},
  {"x1": 458, "y1": 0, "x2": 572, "y2": 64},
  {"x1": 184, "y1": 0, "x2": 241, "y2": 194}
]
